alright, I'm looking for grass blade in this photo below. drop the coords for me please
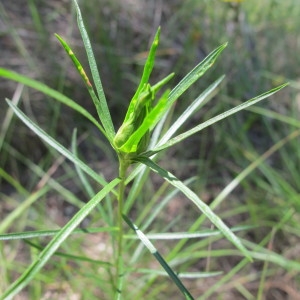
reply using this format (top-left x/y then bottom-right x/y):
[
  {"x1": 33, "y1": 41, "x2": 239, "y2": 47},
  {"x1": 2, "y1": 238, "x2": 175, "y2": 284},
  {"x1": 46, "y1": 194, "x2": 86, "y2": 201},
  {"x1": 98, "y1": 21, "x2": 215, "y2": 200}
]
[
  {"x1": 135, "y1": 156, "x2": 253, "y2": 261},
  {"x1": 123, "y1": 214, "x2": 194, "y2": 300},
  {"x1": 245, "y1": 105, "x2": 300, "y2": 128},
  {"x1": 0, "y1": 178, "x2": 120, "y2": 300},
  {"x1": 151, "y1": 83, "x2": 289, "y2": 154},
  {"x1": 199, "y1": 208, "x2": 297, "y2": 299},
  {"x1": 0, "y1": 83, "x2": 23, "y2": 152},
  {"x1": 24, "y1": 239, "x2": 112, "y2": 266},
  {"x1": 71, "y1": 129, "x2": 95, "y2": 198},
  {"x1": 6, "y1": 99, "x2": 110, "y2": 188},
  {"x1": 135, "y1": 269, "x2": 222, "y2": 279},
  {"x1": 0, "y1": 68, "x2": 105, "y2": 135},
  {"x1": 0, "y1": 226, "x2": 118, "y2": 241},
  {"x1": 0, "y1": 187, "x2": 49, "y2": 233},
  {"x1": 0, "y1": 167, "x2": 28, "y2": 195},
  {"x1": 125, "y1": 226, "x2": 255, "y2": 240},
  {"x1": 72, "y1": 0, "x2": 115, "y2": 141}
]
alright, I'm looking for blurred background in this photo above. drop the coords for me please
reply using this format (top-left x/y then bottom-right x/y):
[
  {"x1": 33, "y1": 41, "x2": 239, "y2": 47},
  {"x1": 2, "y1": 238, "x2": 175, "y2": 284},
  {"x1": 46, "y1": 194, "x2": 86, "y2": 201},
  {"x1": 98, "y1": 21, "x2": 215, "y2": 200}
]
[{"x1": 1, "y1": 0, "x2": 300, "y2": 299}]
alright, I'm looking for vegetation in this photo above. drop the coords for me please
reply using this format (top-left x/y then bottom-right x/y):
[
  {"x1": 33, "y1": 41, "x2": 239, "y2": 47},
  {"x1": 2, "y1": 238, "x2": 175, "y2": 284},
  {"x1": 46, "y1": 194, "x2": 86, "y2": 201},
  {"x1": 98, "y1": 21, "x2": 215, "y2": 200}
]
[{"x1": 0, "y1": 0, "x2": 299, "y2": 299}]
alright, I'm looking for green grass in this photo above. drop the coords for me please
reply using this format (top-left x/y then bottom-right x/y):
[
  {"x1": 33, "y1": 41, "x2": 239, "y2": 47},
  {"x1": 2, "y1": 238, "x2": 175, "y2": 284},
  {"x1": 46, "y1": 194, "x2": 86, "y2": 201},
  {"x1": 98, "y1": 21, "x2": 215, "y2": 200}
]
[{"x1": 1, "y1": 0, "x2": 300, "y2": 299}]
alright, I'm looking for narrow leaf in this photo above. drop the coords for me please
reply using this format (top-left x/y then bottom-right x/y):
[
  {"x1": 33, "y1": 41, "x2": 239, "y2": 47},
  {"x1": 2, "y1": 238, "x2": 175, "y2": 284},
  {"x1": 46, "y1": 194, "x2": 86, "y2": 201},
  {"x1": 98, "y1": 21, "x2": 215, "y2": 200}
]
[
  {"x1": 123, "y1": 214, "x2": 194, "y2": 300},
  {"x1": 0, "y1": 227, "x2": 118, "y2": 241},
  {"x1": 151, "y1": 72, "x2": 175, "y2": 94},
  {"x1": 156, "y1": 75, "x2": 225, "y2": 148},
  {"x1": 55, "y1": 34, "x2": 110, "y2": 138},
  {"x1": 148, "y1": 43, "x2": 227, "y2": 144},
  {"x1": 0, "y1": 68, "x2": 105, "y2": 135},
  {"x1": 125, "y1": 226, "x2": 255, "y2": 240},
  {"x1": 242, "y1": 238, "x2": 300, "y2": 271},
  {"x1": 1, "y1": 178, "x2": 120, "y2": 300},
  {"x1": 124, "y1": 28, "x2": 161, "y2": 122},
  {"x1": 150, "y1": 83, "x2": 289, "y2": 154},
  {"x1": 135, "y1": 156, "x2": 253, "y2": 261},
  {"x1": 71, "y1": 130, "x2": 113, "y2": 223},
  {"x1": 168, "y1": 43, "x2": 227, "y2": 106},
  {"x1": 0, "y1": 187, "x2": 49, "y2": 233},
  {"x1": 135, "y1": 269, "x2": 222, "y2": 279},
  {"x1": 55, "y1": 33, "x2": 93, "y2": 88},
  {"x1": 71, "y1": 129, "x2": 95, "y2": 198},
  {"x1": 0, "y1": 167, "x2": 28, "y2": 195},
  {"x1": 6, "y1": 99, "x2": 110, "y2": 188},
  {"x1": 24, "y1": 240, "x2": 112, "y2": 266},
  {"x1": 72, "y1": 0, "x2": 115, "y2": 141}
]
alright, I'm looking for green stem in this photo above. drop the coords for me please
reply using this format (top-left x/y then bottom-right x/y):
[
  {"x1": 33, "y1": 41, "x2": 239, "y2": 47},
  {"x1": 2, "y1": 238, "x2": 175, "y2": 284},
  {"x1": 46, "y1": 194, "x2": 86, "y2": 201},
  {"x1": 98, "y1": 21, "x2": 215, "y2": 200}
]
[{"x1": 115, "y1": 155, "x2": 129, "y2": 299}]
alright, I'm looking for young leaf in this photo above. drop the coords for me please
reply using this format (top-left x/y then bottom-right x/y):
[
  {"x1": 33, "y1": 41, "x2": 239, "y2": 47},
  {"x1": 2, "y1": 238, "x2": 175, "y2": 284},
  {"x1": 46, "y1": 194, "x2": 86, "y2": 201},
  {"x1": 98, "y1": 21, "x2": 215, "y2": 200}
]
[
  {"x1": 114, "y1": 74, "x2": 174, "y2": 154},
  {"x1": 134, "y1": 156, "x2": 253, "y2": 261},
  {"x1": 119, "y1": 89, "x2": 170, "y2": 153},
  {"x1": 124, "y1": 28, "x2": 161, "y2": 123},
  {"x1": 125, "y1": 77, "x2": 224, "y2": 181},
  {"x1": 72, "y1": 0, "x2": 115, "y2": 141}
]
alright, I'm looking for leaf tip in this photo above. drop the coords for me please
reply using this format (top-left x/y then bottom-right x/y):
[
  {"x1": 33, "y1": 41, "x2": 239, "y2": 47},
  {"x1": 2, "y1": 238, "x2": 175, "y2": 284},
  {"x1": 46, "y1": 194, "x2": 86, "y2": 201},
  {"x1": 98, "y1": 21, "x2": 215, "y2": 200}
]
[
  {"x1": 54, "y1": 33, "x2": 62, "y2": 42},
  {"x1": 282, "y1": 82, "x2": 290, "y2": 88},
  {"x1": 154, "y1": 27, "x2": 161, "y2": 43}
]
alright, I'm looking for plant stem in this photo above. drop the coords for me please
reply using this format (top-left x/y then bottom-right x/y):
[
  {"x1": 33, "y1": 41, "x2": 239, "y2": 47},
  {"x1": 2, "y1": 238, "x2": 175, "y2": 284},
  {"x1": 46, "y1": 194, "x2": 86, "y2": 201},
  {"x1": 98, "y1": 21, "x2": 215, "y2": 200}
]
[{"x1": 115, "y1": 155, "x2": 129, "y2": 299}]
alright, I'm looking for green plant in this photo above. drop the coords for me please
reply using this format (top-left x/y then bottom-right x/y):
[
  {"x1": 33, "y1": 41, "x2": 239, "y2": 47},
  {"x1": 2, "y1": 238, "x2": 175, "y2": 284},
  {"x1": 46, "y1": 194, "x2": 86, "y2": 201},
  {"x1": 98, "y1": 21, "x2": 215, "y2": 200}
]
[{"x1": 0, "y1": 0, "x2": 289, "y2": 299}]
